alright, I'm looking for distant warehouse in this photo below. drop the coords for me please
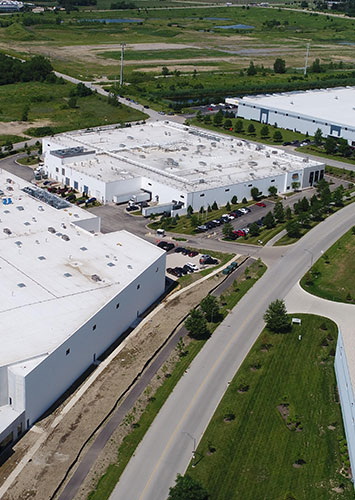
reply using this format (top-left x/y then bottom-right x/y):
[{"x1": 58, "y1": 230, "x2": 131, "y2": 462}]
[
  {"x1": 43, "y1": 121, "x2": 325, "y2": 213},
  {"x1": 227, "y1": 87, "x2": 355, "y2": 146},
  {"x1": 0, "y1": 0, "x2": 23, "y2": 11}
]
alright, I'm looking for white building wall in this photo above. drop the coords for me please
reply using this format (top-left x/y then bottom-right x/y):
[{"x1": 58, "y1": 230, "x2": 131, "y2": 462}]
[
  {"x1": 7, "y1": 368, "x2": 25, "y2": 413},
  {"x1": 335, "y1": 331, "x2": 355, "y2": 483},
  {"x1": 185, "y1": 173, "x2": 286, "y2": 211},
  {"x1": 237, "y1": 101, "x2": 355, "y2": 145},
  {"x1": 23, "y1": 252, "x2": 166, "y2": 426},
  {"x1": 140, "y1": 177, "x2": 187, "y2": 206}
]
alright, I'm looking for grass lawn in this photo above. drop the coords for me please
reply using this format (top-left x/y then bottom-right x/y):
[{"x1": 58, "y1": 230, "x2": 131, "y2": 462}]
[
  {"x1": 188, "y1": 314, "x2": 353, "y2": 499},
  {"x1": 326, "y1": 165, "x2": 355, "y2": 183},
  {"x1": 300, "y1": 228, "x2": 355, "y2": 304},
  {"x1": 98, "y1": 48, "x2": 226, "y2": 61},
  {"x1": 0, "y1": 81, "x2": 147, "y2": 135},
  {"x1": 87, "y1": 259, "x2": 266, "y2": 500},
  {"x1": 17, "y1": 155, "x2": 39, "y2": 166},
  {"x1": 0, "y1": 134, "x2": 25, "y2": 146},
  {"x1": 190, "y1": 117, "x2": 310, "y2": 146},
  {"x1": 296, "y1": 145, "x2": 355, "y2": 166}
]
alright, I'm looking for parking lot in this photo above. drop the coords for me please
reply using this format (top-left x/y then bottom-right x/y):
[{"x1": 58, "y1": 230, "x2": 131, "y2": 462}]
[
  {"x1": 195, "y1": 200, "x2": 275, "y2": 240},
  {"x1": 165, "y1": 247, "x2": 220, "y2": 280}
]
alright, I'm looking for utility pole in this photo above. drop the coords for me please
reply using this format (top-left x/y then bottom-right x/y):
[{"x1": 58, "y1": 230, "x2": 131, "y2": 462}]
[
  {"x1": 304, "y1": 42, "x2": 310, "y2": 77},
  {"x1": 120, "y1": 42, "x2": 126, "y2": 86}
]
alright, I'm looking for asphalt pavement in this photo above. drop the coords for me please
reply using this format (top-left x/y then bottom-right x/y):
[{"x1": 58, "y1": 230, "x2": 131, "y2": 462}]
[{"x1": 109, "y1": 202, "x2": 355, "y2": 500}]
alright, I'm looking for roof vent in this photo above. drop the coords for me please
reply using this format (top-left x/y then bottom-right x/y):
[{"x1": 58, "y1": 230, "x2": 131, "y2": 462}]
[
  {"x1": 80, "y1": 246, "x2": 88, "y2": 251},
  {"x1": 62, "y1": 235, "x2": 70, "y2": 241},
  {"x1": 3, "y1": 228, "x2": 11, "y2": 235},
  {"x1": 17, "y1": 283, "x2": 26, "y2": 288},
  {"x1": 48, "y1": 227, "x2": 56, "y2": 233},
  {"x1": 64, "y1": 272, "x2": 72, "y2": 278},
  {"x1": 91, "y1": 274, "x2": 102, "y2": 282}
]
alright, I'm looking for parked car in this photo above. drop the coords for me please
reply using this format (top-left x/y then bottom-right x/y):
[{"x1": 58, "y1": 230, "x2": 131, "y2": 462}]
[
  {"x1": 282, "y1": 141, "x2": 291, "y2": 146},
  {"x1": 203, "y1": 257, "x2": 218, "y2": 265},
  {"x1": 157, "y1": 241, "x2": 175, "y2": 252},
  {"x1": 126, "y1": 205, "x2": 139, "y2": 212},
  {"x1": 188, "y1": 250, "x2": 198, "y2": 257},
  {"x1": 186, "y1": 262, "x2": 199, "y2": 272},
  {"x1": 174, "y1": 247, "x2": 185, "y2": 253},
  {"x1": 183, "y1": 265, "x2": 193, "y2": 274},
  {"x1": 196, "y1": 225, "x2": 208, "y2": 232},
  {"x1": 256, "y1": 202, "x2": 266, "y2": 207}
]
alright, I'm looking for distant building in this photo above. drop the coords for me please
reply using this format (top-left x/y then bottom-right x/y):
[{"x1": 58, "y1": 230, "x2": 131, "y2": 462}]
[
  {"x1": 0, "y1": 172, "x2": 166, "y2": 456},
  {"x1": 43, "y1": 121, "x2": 325, "y2": 213},
  {"x1": 232, "y1": 87, "x2": 355, "y2": 146},
  {"x1": 0, "y1": 0, "x2": 23, "y2": 11}
]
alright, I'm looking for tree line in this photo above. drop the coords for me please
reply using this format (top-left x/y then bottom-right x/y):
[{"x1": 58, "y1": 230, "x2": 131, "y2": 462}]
[{"x1": 0, "y1": 54, "x2": 53, "y2": 86}]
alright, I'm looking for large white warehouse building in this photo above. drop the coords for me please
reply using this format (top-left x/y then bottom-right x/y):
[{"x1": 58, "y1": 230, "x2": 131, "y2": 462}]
[
  {"x1": 0, "y1": 171, "x2": 166, "y2": 455},
  {"x1": 228, "y1": 86, "x2": 355, "y2": 146},
  {"x1": 43, "y1": 122, "x2": 325, "y2": 212}
]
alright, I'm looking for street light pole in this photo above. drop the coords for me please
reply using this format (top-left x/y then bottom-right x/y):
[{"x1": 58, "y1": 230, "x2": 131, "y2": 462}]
[
  {"x1": 120, "y1": 42, "x2": 126, "y2": 86},
  {"x1": 183, "y1": 432, "x2": 196, "y2": 468}
]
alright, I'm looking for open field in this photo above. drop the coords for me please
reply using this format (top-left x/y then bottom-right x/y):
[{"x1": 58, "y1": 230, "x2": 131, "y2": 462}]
[
  {"x1": 300, "y1": 228, "x2": 355, "y2": 304},
  {"x1": 0, "y1": 81, "x2": 147, "y2": 135},
  {"x1": 0, "y1": 134, "x2": 25, "y2": 146},
  {"x1": 0, "y1": 6, "x2": 354, "y2": 83},
  {"x1": 188, "y1": 314, "x2": 353, "y2": 499}
]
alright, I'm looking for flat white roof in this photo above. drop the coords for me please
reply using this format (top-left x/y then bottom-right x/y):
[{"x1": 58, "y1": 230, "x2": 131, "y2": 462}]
[
  {"x1": 239, "y1": 86, "x2": 355, "y2": 129},
  {"x1": 46, "y1": 122, "x2": 322, "y2": 191},
  {"x1": 0, "y1": 171, "x2": 164, "y2": 367}
]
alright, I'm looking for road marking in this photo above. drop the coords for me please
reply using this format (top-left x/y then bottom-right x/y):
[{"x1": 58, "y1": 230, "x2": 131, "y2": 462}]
[{"x1": 137, "y1": 308, "x2": 256, "y2": 500}]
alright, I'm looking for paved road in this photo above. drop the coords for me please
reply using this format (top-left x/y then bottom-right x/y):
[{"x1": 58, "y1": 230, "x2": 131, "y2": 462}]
[
  {"x1": 109, "y1": 202, "x2": 355, "y2": 500},
  {"x1": 0, "y1": 154, "x2": 35, "y2": 182}
]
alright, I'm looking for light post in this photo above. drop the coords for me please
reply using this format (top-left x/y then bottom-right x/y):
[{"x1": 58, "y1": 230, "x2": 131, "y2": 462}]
[
  {"x1": 183, "y1": 432, "x2": 196, "y2": 468},
  {"x1": 304, "y1": 248, "x2": 314, "y2": 267},
  {"x1": 120, "y1": 42, "x2": 126, "y2": 86}
]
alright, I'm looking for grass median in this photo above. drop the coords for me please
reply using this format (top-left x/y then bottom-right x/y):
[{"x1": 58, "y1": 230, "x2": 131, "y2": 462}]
[
  {"x1": 188, "y1": 314, "x2": 353, "y2": 499},
  {"x1": 300, "y1": 227, "x2": 355, "y2": 304}
]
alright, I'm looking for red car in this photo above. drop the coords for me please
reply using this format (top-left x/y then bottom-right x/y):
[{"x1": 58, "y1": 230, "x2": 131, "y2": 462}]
[{"x1": 256, "y1": 202, "x2": 266, "y2": 207}]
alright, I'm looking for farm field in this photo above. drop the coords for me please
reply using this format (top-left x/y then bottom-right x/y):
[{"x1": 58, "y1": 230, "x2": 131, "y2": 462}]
[
  {"x1": 300, "y1": 228, "x2": 355, "y2": 304},
  {"x1": 188, "y1": 314, "x2": 353, "y2": 499}
]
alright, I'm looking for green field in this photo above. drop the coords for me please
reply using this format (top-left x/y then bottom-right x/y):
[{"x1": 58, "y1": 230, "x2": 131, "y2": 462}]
[
  {"x1": 296, "y1": 145, "x2": 355, "y2": 166},
  {"x1": 300, "y1": 228, "x2": 355, "y2": 304},
  {"x1": 0, "y1": 81, "x2": 147, "y2": 134},
  {"x1": 0, "y1": 134, "x2": 25, "y2": 146},
  {"x1": 98, "y1": 48, "x2": 227, "y2": 61},
  {"x1": 188, "y1": 314, "x2": 352, "y2": 499}
]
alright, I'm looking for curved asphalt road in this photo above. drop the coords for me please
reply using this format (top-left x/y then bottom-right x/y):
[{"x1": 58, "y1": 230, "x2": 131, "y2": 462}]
[{"x1": 110, "y1": 202, "x2": 355, "y2": 500}]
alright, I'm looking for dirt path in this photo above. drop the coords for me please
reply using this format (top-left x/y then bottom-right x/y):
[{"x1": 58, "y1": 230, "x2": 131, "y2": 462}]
[
  {"x1": 0, "y1": 120, "x2": 51, "y2": 136},
  {"x1": 1, "y1": 269, "x2": 234, "y2": 500}
]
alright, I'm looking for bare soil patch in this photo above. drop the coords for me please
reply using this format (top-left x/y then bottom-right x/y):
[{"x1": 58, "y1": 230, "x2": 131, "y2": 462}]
[{"x1": 0, "y1": 120, "x2": 50, "y2": 136}]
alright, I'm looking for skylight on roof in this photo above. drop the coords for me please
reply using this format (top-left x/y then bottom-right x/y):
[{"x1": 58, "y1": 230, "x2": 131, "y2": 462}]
[
  {"x1": 80, "y1": 246, "x2": 88, "y2": 251},
  {"x1": 107, "y1": 262, "x2": 115, "y2": 267},
  {"x1": 38, "y1": 256, "x2": 46, "y2": 261},
  {"x1": 17, "y1": 283, "x2": 26, "y2": 288},
  {"x1": 64, "y1": 272, "x2": 72, "y2": 278}
]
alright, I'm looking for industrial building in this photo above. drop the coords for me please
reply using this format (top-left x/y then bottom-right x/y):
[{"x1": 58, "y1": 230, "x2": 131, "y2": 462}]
[
  {"x1": 43, "y1": 122, "x2": 325, "y2": 213},
  {"x1": 0, "y1": 0, "x2": 23, "y2": 11},
  {"x1": 0, "y1": 172, "x2": 166, "y2": 455},
  {"x1": 227, "y1": 86, "x2": 355, "y2": 146}
]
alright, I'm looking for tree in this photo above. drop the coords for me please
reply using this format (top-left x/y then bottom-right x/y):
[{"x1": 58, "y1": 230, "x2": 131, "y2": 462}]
[
  {"x1": 168, "y1": 474, "x2": 209, "y2": 500},
  {"x1": 286, "y1": 219, "x2": 301, "y2": 238},
  {"x1": 247, "y1": 123, "x2": 256, "y2": 134},
  {"x1": 300, "y1": 196, "x2": 310, "y2": 212},
  {"x1": 162, "y1": 66, "x2": 169, "y2": 76},
  {"x1": 333, "y1": 185, "x2": 344, "y2": 206},
  {"x1": 222, "y1": 222, "x2": 234, "y2": 239},
  {"x1": 263, "y1": 211, "x2": 275, "y2": 229},
  {"x1": 196, "y1": 110, "x2": 203, "y2": 122},
  {"x1": 200, "y1": 295, "x2": 220, "y2": 322},
  {"x1": 187, "y1": 205, "x2": 194, "y2": 217},
  {"x1": 297, "y1": 211, "x2": 310, "y2": 227},
  {"x1": 231, "y1": 195, "x2": 238, "y2": 205},
  {"x1": 285, "y1": 206, "x2": 292, "y2": 220},
  {"x1": 268, "y1": 185, "x2": 277, "y2": 197},
  {"x1": 314, "y1": 128, "x2": 323, "y2": 146},
  {"x1": 264, "y1": 299, "x2": 291, "y2": 333},
  {"x1": 213, "y1": 110, "x2": 224, "y2": 127},
  {"x1": 249, "y1": 222, "x2": 260, "y2": 236},
  {"x1": 225, "y1": 201, "x2": 231, "y2": 211},
  {"x1": 291, "y1": 181, "x2": 300, "y2": 191},
  {"x1": 224, "y1": 118, "x2": 232, "y2": 129},
  {"x1": 273, "y1": 130, "x2": 283, "y2": 142},
  {"x1": 273, "y1": 58, "x2": 286, "y2": 74},
  {"x1": 234, "y1": 120, "x2": 244, "y2": 133},
  {"x1": 338, "y1": 139, "x2": 352, "y2": 158},
  {"x1": 22, "y1": 104, "x2": 30, "y2": 121},
  {"x1": 242, "y1": 197, "x2": 247, "y2": 204},
  {"x1": 247, "y1": 61, "x2": 257, "y2": 76},
  {"x1": 320, "y1": 185, "x2": 332, "y2": 207},
  {"x1": 185, "y1": 309, "x2": 209, "y2": 340},
  {"x1": 324, "y1": 136, "x2": 337, "y2": 155},
  {"x1": 250, "y1": 187, "x2": 261, "y2": 201},
  {"x1": 212, "y1": 201, "x2": 218, "y2": 210},
  {"x1": 260, "y1": 125, "x2": 269, "y2": 138},
  {"x1": 68, "y1": 96, "x2": 77, "y2": 108},
  {"x1": 190, "y1": 214, "x2": 199, "y2": 228},
  {"x1": 311, "y1": 58, "x2": 322, "y2": 73},
  {"x1": 204, "y1": 114, "x2": 211, "y2": 124},
  {"x1": 273, "y1": 201, "x2": 284, "y2": 222}
]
